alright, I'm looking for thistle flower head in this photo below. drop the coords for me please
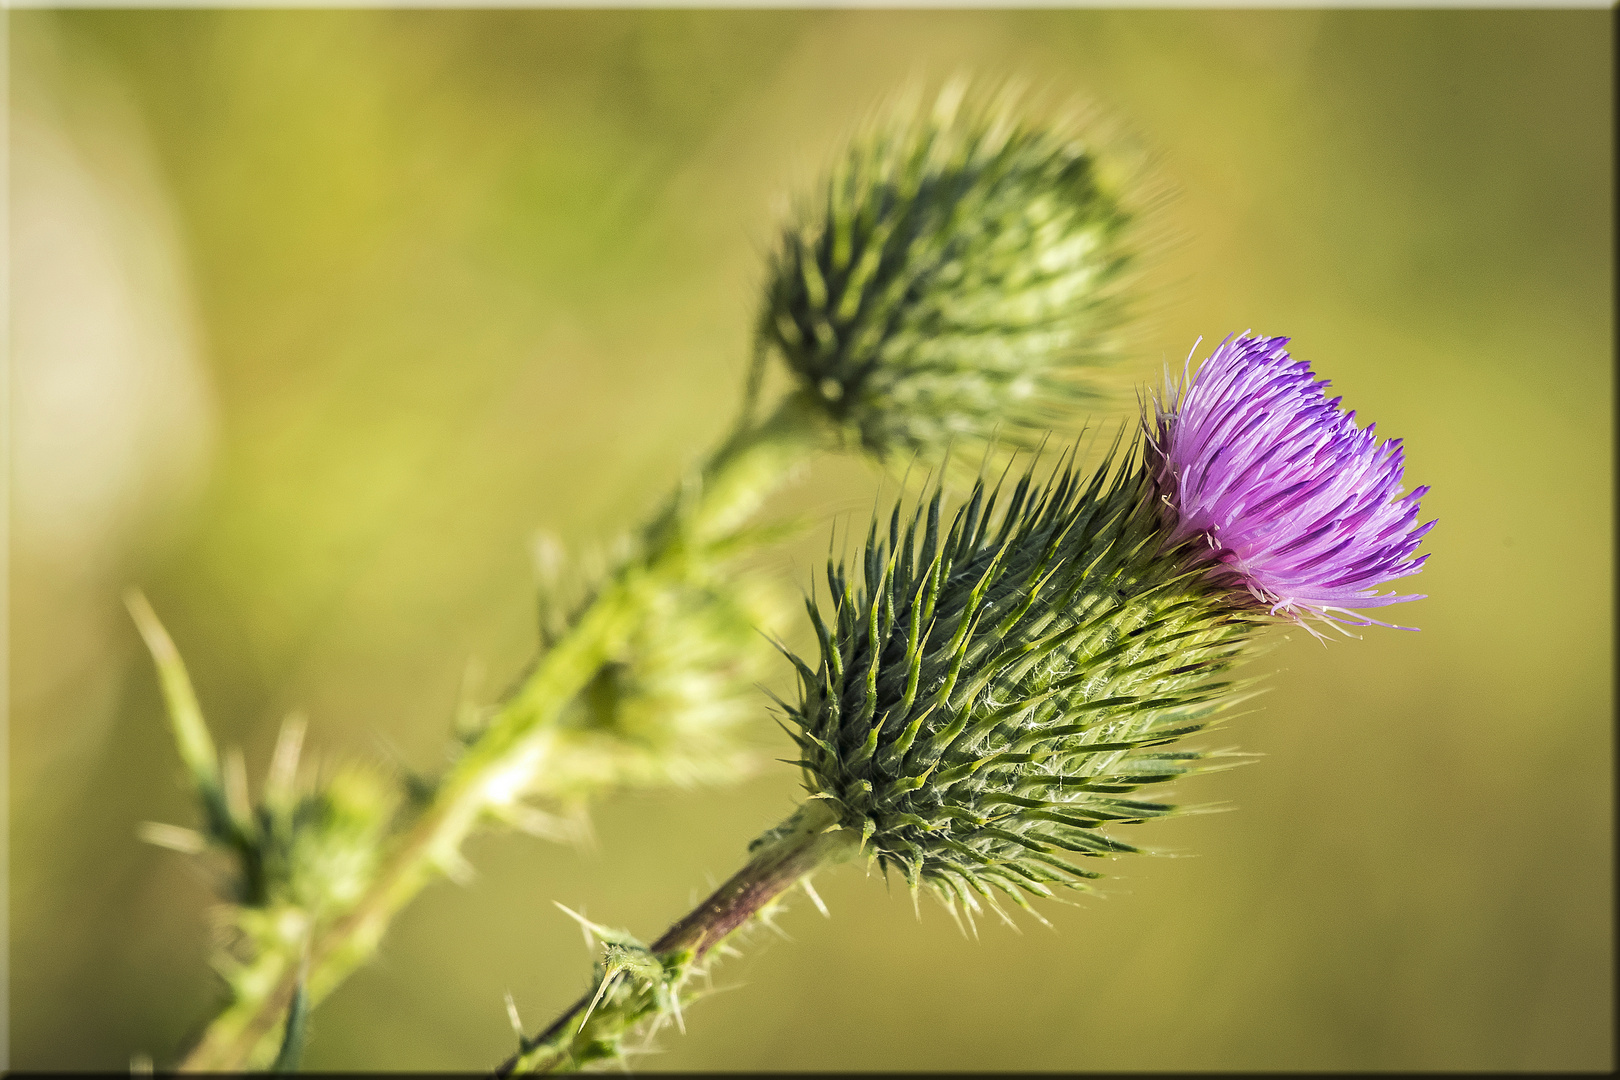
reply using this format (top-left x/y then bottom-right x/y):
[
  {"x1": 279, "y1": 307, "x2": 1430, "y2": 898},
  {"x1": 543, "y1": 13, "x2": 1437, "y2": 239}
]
[
  {"x1": 781, "y1": 447, "x2": 1261, "y2": 913},
  {"x1": 760, "y1": 80, "x2": 1134, "y2": 459},
  {"x1": 1150, "y1": 335, "x2": 1435, "y2": 632}
]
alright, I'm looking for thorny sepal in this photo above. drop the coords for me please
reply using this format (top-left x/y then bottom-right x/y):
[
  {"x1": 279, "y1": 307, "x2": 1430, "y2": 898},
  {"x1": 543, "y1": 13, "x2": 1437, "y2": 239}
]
[
  {"x1": 126, "y1": 591, "x2": 235, "y2": 845},
  {"x1": 512, "y1": 911, "x2": 691, "y2": 1074}
]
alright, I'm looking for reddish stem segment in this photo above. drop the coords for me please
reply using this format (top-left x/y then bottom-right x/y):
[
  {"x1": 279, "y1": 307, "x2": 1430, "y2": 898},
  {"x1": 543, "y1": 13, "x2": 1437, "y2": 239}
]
[{"x1": 497, "y1": 802, "x2": 854, "y2": 1075}]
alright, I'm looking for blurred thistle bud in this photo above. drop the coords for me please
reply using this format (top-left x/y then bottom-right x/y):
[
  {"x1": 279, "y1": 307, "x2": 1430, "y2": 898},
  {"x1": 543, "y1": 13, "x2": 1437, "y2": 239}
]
[
  {"x1": 548, "y1": 574, "x2": 785, "y2": 795},
  {"x1": 134, "y1": 699, "x2": 402, "y2": 920},
  {"x1": 128, "y1": 673, "x2": 403, "y2": 1019},
  {"x1": 230, "y1": 757, "x2": 401, "y2": 991},
  {"x1": 759, "y1": 79, "x2": 1136, "y2": 459},
  {"x1": 514, "y1": 534, "x2": 790, "y2": 800},
  {"x1": 1148, "y1": 334, "x2": 1435, "y2": 635},
  {"x1": 267, "y1": 761, "x2": 400, "y2": 912}
]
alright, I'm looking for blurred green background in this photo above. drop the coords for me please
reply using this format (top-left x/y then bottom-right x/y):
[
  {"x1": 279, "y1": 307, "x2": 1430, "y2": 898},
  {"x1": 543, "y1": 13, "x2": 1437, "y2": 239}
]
[{"x1": 8, "y1": 8, "x2": 1612, "y2": 1072}]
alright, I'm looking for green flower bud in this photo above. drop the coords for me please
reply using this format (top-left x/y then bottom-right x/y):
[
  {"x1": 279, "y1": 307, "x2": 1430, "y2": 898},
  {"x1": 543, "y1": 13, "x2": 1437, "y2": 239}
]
[
  {"x1": 512, "y1": 532, "x2": 789, "y2": 799},
  {"x1": 781, "y1": 441, "x2": 1260, "y2": 914},
  {"x1": 203, "y1": 747, "x2": 402, "y2": 1019},
  {"x1": 271, "y1": 762, "x2": 399, "y2": 911},
  {"x1": 548, "y1": 573, "x2": 783, "y2": 795},
  {"x1": 760, "y1": 81, "x2": 1134, "y2": 459},
  {"x1": 221, "y1": 756, "x2": 399, "y2": 987}
]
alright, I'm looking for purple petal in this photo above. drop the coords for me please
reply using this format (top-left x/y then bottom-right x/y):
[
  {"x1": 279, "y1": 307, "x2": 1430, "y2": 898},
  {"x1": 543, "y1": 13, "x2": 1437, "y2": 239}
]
[{"x1": 1152, "y1": 335, "x2": 1434, "y2": 631}]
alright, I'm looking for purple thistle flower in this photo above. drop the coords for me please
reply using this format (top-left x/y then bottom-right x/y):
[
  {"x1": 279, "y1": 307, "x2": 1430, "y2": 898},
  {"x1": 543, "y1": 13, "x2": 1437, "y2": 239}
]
[{"x1": 1149, "y1": 334, "x2": 1435, "y2": 633}]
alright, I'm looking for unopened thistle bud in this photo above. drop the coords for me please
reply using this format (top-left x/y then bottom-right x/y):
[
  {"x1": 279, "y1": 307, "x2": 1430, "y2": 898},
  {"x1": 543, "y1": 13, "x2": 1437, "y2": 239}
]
[{"x1": 760, "y1": 81, "x2": 1133, "y2": 459}]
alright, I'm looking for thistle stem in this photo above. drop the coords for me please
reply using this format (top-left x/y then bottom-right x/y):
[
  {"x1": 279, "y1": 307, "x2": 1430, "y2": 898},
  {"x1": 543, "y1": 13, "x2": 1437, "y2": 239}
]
[
  {"x1": 498, "y1": 800, "x2": 856, "y2": 1076},
  {"x1": 176, "y1": 391, "x2": 825, "y2": 1072}
]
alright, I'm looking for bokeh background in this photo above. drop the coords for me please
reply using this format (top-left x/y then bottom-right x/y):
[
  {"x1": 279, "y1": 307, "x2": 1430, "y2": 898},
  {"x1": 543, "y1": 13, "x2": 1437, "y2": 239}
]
[{"x1": 8, "y1": 8, "x2": 1612, "y2": 1072}]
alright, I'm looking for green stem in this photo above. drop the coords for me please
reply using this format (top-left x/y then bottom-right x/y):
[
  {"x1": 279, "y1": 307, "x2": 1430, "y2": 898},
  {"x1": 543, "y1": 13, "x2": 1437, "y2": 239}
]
[
  {"x1": 498, "y1": 800, "x2": 857, "y2": 1076},
  {"x1": 176, "y1": 391, "x2": 825, "y2": 1072}
]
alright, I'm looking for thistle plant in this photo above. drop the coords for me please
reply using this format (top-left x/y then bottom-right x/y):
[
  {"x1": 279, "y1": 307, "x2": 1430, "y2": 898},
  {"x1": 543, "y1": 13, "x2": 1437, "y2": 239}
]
[
  {"x1": 132, "y1": 79, "x2": 1138, "y2": 1071},
  {"x1": 500, "y1": 334, "x2": 1433, "y2": 1073}
]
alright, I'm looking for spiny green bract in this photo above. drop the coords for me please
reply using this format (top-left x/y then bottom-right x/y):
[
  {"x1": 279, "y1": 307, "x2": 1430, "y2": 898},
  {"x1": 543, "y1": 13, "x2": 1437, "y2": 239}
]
[
  {"x1": 780, "y1": 438, "x2": 1263, "y2": 921},
  {"x1": 759, "y1": 80, "x2": 1134, "y2": 459},
  {"x1": 549, "y1": 923, "x2": 682, "y2": 1072},
  {"x1": 507, "y1": 906, "x2": 734, "y2": 1073}
]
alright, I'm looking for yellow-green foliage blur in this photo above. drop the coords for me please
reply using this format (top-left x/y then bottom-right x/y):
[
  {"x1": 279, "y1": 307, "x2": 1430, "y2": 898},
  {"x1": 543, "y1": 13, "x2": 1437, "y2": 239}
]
[{"x1": 9, "y1": 9, "x2": 1612, "y2": 1072}]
